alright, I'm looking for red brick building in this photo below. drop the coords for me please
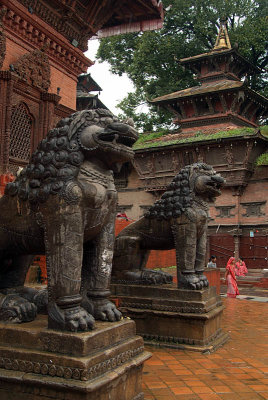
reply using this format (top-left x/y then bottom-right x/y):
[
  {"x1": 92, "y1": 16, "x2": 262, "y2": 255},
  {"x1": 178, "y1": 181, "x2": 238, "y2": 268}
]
[
  {"x1": 0, "y1": 0, "x2": 163, "y2": 175},
  {"x1": 117, "y1": 20, "x2": 268, "y2": 270}
]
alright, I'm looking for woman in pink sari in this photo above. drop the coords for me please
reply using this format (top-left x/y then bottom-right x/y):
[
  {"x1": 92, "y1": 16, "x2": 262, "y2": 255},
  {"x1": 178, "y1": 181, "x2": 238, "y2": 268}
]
[
  {"x1": 225, "y1": 257, "x2": 239, "y2": 298},
  {"x1": 235, "y1": 257, "x2": 248, "y2": 277}
]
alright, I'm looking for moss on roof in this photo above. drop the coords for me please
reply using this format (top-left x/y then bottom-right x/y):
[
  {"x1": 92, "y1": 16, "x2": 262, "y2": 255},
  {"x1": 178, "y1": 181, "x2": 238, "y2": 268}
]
[
  {"x1": 260, "y1": 125, "x2": 268, "y2": 137},
  {"x1": 256, "y1": 152, "x2": 268, "y2": 166},
  {"x1": 134, "y1": 127, "x2": 262, "y2": 150}
]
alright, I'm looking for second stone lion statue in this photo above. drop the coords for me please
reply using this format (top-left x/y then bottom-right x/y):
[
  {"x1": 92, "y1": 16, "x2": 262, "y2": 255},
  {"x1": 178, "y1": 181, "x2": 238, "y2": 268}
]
[
  {"x1": 112, "y1": 163, "x2": 224, "y2": 290},
  {"x1": 0, "y1": 109, "x2": 138, "y2": 331}
]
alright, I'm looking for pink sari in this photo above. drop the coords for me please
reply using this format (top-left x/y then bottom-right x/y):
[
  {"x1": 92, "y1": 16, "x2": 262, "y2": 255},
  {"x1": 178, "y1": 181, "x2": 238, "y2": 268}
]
[
  {"x1": 235, "y1": 261, "x2": 248, "y2": 277},
  {"x1": 226, "y1": 257, "x2": 239, "y2": 298}
]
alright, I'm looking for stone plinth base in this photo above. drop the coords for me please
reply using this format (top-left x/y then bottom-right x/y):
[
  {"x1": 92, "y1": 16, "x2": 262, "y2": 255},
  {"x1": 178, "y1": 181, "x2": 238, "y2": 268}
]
[
  {"x1": 0, "y1": 316, "x2": 150, "y2": 400},
  {"x1": 110, "y1": 284, "x2": 229, "y2": 353}
]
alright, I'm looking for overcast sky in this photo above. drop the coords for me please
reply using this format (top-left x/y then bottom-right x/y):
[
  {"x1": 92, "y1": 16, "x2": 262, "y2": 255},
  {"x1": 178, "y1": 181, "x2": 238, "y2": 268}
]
[{"x1": 85, "y1": 40, "x2": 134, "y2": 115}]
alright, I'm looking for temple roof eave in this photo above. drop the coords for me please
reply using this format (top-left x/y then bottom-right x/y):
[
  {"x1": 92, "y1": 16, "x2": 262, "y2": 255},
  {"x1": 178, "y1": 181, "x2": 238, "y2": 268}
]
[
  {"x1": 150, "y1": 82, "x2": 268, "y2": 108},
  {"x1": 134, "y1": 129, "x2": 268, "y2": 154},
  {"x1": 151, "y1": 81, "x2": 244, "y2": 103},
  {"x1": 179, "y1": 49, "x2": 262, "y2": 76}
]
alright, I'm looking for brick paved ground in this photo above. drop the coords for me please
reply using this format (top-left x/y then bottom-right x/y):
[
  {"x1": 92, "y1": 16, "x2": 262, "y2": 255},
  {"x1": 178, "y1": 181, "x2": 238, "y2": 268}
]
[{"x1": 143, "y1": 298, "x2": 268, "y2": 400}]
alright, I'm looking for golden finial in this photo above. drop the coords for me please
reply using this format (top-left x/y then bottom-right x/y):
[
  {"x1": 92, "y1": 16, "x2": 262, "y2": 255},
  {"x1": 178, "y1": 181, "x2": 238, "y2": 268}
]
[{"x1": 213, "y1": 18, "x2": 232, "y2": 51}]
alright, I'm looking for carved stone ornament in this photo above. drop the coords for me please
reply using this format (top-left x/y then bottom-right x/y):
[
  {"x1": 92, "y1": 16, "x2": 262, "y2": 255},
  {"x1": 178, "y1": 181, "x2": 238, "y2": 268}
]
[
  {"x1": 0, "y1": 109, "x2": 138, "y2": 331},
  {"x1": 112, "y1": 163, "x2": 225, "y2": 290},
  {"x1": 13, "y1": 47, "x2": 51, "y2": 91},
  {"x1": 0, "y1": 7, "x2": 7, "y2": 69}
]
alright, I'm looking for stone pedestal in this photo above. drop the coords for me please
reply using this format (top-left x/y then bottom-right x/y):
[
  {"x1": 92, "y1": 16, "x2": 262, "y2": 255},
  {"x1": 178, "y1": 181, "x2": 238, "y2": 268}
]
[
  {"x1": 110, "y1": 284, "x2": 229, "y2": 353},
  {"x1": 0, "y1": 316, "x2": 150, "y2": 400}
]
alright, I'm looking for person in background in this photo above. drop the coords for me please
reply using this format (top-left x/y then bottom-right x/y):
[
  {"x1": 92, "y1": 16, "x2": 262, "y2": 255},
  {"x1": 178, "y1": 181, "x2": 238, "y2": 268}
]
[
  {"x1": 116, "y1": 212, "x2": 128, "y2": 221},
  {"x1": 235, "y1": 257, "x2": 248, "y2": 277},
  {"x1": 225, "y1": 257, "x2": 239, "y2": 298},
  {"x1": 207, "y1": 255, "x2": 217, "y2": 268}
]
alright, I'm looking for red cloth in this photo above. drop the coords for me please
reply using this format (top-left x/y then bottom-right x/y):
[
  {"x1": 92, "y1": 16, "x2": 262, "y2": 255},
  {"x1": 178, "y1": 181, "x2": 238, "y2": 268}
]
[
  {"x1": 235, "y1": 261, "x2": 248, "y2": 277},
  {"x1": 226, "y1": 257, "x2": 239, "y2": 298}
]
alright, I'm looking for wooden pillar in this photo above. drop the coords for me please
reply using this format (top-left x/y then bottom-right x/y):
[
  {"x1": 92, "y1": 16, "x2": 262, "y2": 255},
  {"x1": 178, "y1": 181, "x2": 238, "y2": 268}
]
[
  {"x1": 39, "y1": 92, "x2": 61, "y2": 145},
  {"x1": 206, "y1": 233, "x2": 211, "y2": 264},
  {"x1": 0, "y1": 71, "x2": 15, "y2": 174},
  {"x1": 233, "y1": 229, "x2": 242, "y2": 260},
  {"x1": 233, "y1": 234, "x2": 240, "y2": 259}
]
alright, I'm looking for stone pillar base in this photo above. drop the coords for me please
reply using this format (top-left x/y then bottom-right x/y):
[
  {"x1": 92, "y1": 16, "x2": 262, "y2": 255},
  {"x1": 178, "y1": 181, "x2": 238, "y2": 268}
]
[
  {"x1": 0, "y1": 316, "x2": 150, "y2": 400},
  {"x1": 111, "y1": 284, "x2": 229, "y2": 353}
]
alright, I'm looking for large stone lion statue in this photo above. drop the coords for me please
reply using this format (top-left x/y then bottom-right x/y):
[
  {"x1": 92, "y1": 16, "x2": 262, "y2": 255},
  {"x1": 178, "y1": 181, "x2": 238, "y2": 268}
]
[
  {"x1": 112, "y1": 163, "x2": 224, "y2": 290},
  {"x1": 0, "y1": 109, "x2": 138, "y2": 331}
]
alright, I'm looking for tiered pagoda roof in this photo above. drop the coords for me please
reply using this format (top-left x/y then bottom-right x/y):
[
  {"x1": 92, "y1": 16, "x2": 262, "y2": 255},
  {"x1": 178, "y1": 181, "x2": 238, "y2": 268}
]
[
  {"x1": 76, "y1": 73, "x2": 108, "y2": 111},
  {"x1": 151, "y1": 19, "x2": 267, "y2": 132}
]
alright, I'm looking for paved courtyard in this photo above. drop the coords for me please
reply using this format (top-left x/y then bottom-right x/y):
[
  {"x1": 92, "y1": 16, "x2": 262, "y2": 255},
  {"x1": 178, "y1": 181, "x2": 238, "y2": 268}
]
[{"x1": 143, "y1": 297, "x2": 268, "y2": 400}]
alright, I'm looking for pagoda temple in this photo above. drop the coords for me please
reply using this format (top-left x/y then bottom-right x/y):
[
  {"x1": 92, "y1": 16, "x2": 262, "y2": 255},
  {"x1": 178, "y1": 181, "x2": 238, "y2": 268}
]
[
  {"x1": 117, "y1": 20, "x2": 268, "y2": 271},
  {"x1": 151, "y1": 18, "x2": 267, "y2": 132}
]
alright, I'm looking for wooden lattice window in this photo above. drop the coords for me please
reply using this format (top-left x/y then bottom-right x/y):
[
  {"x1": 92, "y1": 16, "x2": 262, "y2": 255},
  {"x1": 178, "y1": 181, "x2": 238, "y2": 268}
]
[
  {"x1": 215, "y1": 205, "x2": 236, "y2": 218},
  {"x1": 241, "y1": 202, "x2": 266, "y2": 217},
  {"x1": 9, "y1": 103, "x2": 33, "y2": 174}
]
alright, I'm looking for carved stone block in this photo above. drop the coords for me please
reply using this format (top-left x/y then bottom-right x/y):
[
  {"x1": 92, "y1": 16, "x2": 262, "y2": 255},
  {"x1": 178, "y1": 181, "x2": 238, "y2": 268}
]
[
  {"x1": 111, "y1": 284, "x2": 229, "y2": 352},
  {"x1": 0, "y1": 316, "x2": 150, "y2": 400}
]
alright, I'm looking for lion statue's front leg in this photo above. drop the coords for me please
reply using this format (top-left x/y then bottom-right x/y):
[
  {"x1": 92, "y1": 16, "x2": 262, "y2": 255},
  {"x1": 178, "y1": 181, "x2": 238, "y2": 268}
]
[
  {"x1": 81, "y1": 195, "x2": 122, "y2": 322},
  {"x1": 171, "y1": 219, "x2": 208, "y2": 290},
  {"x1": 42, "y1": 203, "x2": 95, "y2": 332}
]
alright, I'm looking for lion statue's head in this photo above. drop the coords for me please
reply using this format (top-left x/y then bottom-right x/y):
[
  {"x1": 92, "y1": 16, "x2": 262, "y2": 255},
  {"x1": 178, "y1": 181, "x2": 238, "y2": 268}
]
[
  {"x1": 145, "y1": 163, "x2": 224, "y2": 220},
  {"x1": 5, "y1": 109, "x2": 138, "y2": 204}
]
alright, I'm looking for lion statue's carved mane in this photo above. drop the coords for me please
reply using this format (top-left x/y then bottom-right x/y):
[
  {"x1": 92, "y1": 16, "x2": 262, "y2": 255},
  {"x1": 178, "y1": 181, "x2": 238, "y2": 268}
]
[
  {"x1": 0, "y1": 109, "x2": 138, "y2": 331},
  {"x1": 112, "y1": 163, "x2": 224, "y2": 290}
]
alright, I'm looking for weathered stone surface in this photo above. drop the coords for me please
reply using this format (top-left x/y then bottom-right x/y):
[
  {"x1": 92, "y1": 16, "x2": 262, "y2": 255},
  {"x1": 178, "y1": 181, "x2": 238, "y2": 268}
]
[
  {"x1": 0, "y1": 317, "x2": 150, "y2": 399},
  {"x1": 111, "y1": 284, "x2": 229, "y2": 352}
]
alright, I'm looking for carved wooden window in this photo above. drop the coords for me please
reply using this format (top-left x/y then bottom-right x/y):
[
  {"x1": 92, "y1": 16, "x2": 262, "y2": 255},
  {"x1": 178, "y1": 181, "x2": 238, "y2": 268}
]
[
  {"x1": 9, "y1": 103, "x2": 33, "y2": 174},
  {"x1": 215, "y1": 205, "x2": 235, "y2": 218},
  {"x1": 241, "y1": 202, "x2": 266, "y2": 217}
]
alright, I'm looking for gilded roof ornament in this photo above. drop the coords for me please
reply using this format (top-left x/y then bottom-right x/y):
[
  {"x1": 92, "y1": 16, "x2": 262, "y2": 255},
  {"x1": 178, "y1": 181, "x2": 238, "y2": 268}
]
[{"x1": 212, "y1": 18, "x2": 232, "y2": 51}]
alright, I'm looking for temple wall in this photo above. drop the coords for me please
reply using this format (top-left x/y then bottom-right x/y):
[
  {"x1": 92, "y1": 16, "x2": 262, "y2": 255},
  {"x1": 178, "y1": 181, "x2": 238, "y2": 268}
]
[{"x1": 4, "y1": 33, "x2": 79, "y2": 111}]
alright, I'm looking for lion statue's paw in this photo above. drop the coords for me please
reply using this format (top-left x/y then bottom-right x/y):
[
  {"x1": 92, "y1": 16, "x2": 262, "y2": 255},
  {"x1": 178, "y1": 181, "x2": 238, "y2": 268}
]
[
  {"x1": 65, "y1": 307, "x2": 95, "y2": 332},
  {"x1": 140, "y1": 270, "x2": 173, "y2": 285},
  {"x1": 92, "y1": 299, "x2": 122, "y2": 322},
  {"x1": 177, "y1": 273, "x2": 204, "y2": 290},
  {"x1": 113, "y1": 270, "x2": 173, "y2": 285},
  {"x1": 48, "y1": 303, "x2": 95, "y2": 332},
  {"x1": 0, "y1": 294, "x2": 37, "y2": 323},
  {"x1": 197, "y1": 273, "x2": 209, "y2": 288}
]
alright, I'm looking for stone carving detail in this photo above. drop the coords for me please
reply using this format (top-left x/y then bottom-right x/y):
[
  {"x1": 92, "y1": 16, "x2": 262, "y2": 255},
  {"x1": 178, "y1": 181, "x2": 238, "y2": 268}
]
[
  {"x1": 0, "y1": 7, "x2": 6, "y2": 69},
  {"x1": 0, "y1": 346, "x2": 144, "y2": 381},
  {"x1": 142, "y1": 329, "x2": 221, "y2": 346},
  {"x1": 112, "y1": 163, "x2": 224, "y2": 290},
  {"x1": 13, "y1": 47, "x2": 51, "y2": 91},
  {"x1": 0, "y1": 109, "x2": 138, "y2": 331},
  {"x1": 120, "y1": 299, "x2": 221, "y2": 314}
]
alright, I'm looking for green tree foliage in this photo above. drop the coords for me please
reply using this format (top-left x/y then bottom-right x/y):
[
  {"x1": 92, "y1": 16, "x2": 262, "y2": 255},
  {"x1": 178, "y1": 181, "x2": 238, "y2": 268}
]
[{"x1": 97, "y1": 0, "x2": 268, "y2": 130}]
